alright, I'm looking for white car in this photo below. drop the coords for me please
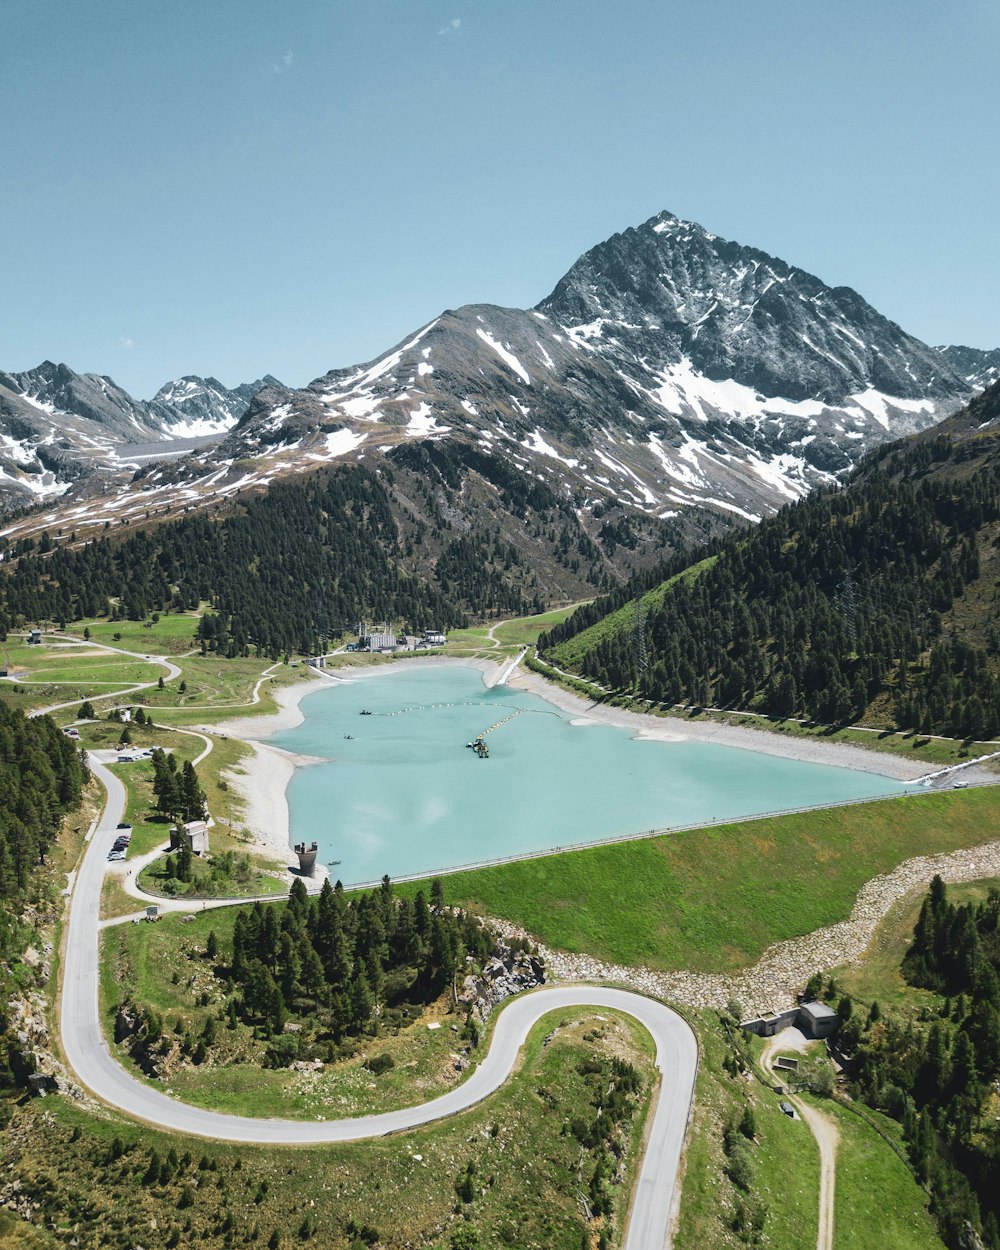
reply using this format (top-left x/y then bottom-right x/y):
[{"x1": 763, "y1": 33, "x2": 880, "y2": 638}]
[{"x1": 107, "y1": 850, "x2": 126, "y2": 862}]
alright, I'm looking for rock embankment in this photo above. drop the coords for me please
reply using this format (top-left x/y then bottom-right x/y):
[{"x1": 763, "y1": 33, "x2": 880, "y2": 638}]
[{"x1": 493, "y1": 838, "x2": 1000, "y2": 1017}]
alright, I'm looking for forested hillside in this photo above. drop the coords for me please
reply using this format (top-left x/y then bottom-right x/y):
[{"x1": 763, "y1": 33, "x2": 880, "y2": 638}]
[
  {"x1": 1, "y1": 702, "x2": 88, "y2": 1094},
  {"x1": 542, "y1": 382, "x2": 1000, "y2": 738},
  {"x1": 0, "y1": 447, "x2": 687, "y2": 656},
  {"x1": 840, "y1": 877, "x2": 1000, "y2": 1249}
]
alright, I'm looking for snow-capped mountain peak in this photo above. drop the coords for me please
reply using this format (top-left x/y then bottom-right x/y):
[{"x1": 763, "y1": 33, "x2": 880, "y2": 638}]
[
  {"x1": 0, "y1": 210, "x2": 994, "y2": 550},
  {"x1": 152, "y1": 374, "x2": 283, "y2": 437}
]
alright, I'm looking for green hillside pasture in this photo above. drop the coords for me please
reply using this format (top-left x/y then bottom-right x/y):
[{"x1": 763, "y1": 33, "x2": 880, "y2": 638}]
[
  {"x1": 492, "y1": 603, "x2": 586, "y2": 648},
  {"x1": 139, "y1": 656, "x2": 304, "y2": 726},
  {"x1": 823, "y1": 1098, "x2": 944, "y2": 1250},
  {"x1": 67, "y1": 612, "x2": 203, "y2": 655},
  {"x1": 0, "y1": 1211, "x2": 57, "y2": 1250},
  {"x1": 437, "y1": 607, "x2": 585, "y2": 659},
  {"x1": 410, "y1": 787, "x2": 1000, "y2": 975},
  {"x1": 1, "y1": 640, "x2": 164, "y2": 687},
  {"x1": 675, "y1": 1012, "x2": 819, "y2": 1250},
  {"x1": 546, "y1": 556, "x2": 717, "y2": 669},
  {"x1": 16, "y1": 659, "x2": 163, "y2": 686}
]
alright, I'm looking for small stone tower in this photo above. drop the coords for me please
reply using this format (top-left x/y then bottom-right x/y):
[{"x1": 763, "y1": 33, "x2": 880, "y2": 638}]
[{"x1": 294, "y1": 841, "x2": 318, "y2": 875}]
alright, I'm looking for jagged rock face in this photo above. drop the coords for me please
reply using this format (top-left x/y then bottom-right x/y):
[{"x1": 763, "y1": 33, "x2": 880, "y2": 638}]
[
  {"x1": 213, "y1": 207, "x2": 978, "y2": 530},
  {"x1": 0, "y1": 360, "x2": 173, "y2": 441},
  {"x1": 0, "y1": 376, "x2": 115, "y2": 506},
  {"x1": 939, "y1": 344, "x2": 1000, "y2": 390},
  {"x1": 539, "y1": 211, "x2": 965, "y2": 404},
  {"x1": 152, "y1": 373, "x2": 283, "y2": 436},
  {"x1": 0, "y1": 362, "x2": 278, "y2": 511},
  {"x1": 208, "y1": 211, "x2": 981, "y2": 530}
]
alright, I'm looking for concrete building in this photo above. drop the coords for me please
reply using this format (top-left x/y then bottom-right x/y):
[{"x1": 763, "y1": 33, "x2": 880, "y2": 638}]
[
  {"x1": 798, "y1": 1001, "x2": 839, "y2": 1039},
  {"x1": 367, "y1": 625, "x2": 396, "y2": 652},
  {"x1": 742, "y1": 1001, "x2": 840, "y2": 1041},
  {"x1": 357, "y1": 621, "x2": 397, "y2": 652},
  {"x1": 422, "y1": 630, "x2": 447, "y2": 647},
  {"x1": 170, "y1": 820, "x2": 210, "y2": 856},
  {"x1": 741, "y1": 1007, "x2": 801, "y2": 1037}
]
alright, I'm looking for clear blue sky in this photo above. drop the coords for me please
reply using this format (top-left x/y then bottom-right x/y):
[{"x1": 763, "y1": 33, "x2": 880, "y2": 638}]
[{"x1": 4, "y1": 0, "x2": 998, "y2": 397}]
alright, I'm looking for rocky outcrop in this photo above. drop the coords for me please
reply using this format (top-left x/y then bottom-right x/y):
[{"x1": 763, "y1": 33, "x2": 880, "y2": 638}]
[
  {"x1": 0, "y1": 362, "x2": 279, "y2": 512},
  {"x1": 939, "y1": 344, "x2": 1000, "y2": 391},
  {"x1": 152, "y1": 373, "x2": 283, "y2": 435},
  {"x1": 457, "y1": 943, "x2": 546, "y2": 1024}
]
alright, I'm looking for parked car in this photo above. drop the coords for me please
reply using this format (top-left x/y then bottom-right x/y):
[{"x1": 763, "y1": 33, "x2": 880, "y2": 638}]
[{"x1": 107, "y1": 850, "x2": 126, "y2": 862}]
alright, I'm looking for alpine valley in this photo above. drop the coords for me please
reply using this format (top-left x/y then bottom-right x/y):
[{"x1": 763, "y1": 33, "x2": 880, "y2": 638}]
[{"x1": 2, "y1": 210, "x2": 998, "y2": 600}]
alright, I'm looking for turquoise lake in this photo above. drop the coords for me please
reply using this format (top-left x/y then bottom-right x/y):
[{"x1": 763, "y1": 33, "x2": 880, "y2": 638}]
[{"x1": 272, "y1": 666, "x2": 908, "y2": 885}]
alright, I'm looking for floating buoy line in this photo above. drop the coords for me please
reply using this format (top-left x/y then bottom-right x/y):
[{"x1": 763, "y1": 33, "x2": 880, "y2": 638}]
[{"x1": 465, "y1": 707, "x2": 525, "y2": 758}]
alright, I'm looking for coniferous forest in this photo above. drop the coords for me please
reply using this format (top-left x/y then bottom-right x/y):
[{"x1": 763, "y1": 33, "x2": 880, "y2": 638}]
[
  {"x1": 227, "y1": 876, "x2": 493, "y2": 1044},
  {"x1": 118, "y1": 877, "x2": 500, "y2": 1072},
  {"x1": 0, "y1": 703, "x2": 87, "y2": 1093},
  {"x1": 0, "y1": 464, "x2": 547, "y2": 658},
  {"x1": 542, "y1": 382, "x2": 1000, "y2": 738},
  {"x1": 838, "y1": 877, "x2": 1000, "y2": 1250},
  {"x1": 0, "y1": 702, "x2": 87, "y2": 900}
]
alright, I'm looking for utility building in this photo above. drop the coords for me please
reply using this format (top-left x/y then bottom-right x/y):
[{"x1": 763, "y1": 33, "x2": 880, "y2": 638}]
[
  {"x1": 798, "y1": 1001, "x2": 839, "y2": 1039},
  {"x1": 170, "y1": 820, "x2": 210, "y2": 856},
  {"x1": 359, "y1": 621, "x2": 397, "y2": 652}
]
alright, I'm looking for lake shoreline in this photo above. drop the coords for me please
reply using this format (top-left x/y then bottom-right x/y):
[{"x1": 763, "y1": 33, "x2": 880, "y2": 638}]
[
  {"x1": 506, "y1": 667, "x2": 934, "y2": 782},
  {"x1": 207, "y1": 653, "x2": 952, "y2": 867}
]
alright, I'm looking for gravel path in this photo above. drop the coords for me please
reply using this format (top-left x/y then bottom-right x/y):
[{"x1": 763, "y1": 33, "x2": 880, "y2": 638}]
[{"x1": 497, "y1": 837, "x2": 1000, "y2": 1016}]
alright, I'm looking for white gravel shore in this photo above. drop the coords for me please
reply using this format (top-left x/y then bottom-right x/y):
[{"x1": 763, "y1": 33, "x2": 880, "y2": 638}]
[
  {"x1": 506, "y1": 666, "x2": 933, "y2": 781},
  {"x1": 217, "y1": 741, "x2": 320, "y2": 866}
]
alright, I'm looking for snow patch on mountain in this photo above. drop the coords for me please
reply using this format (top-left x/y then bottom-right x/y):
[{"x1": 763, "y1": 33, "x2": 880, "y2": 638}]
[
  {"x1": 475, "y1": 327, "x2": 531, "y2": 384},
  {"x1": 522, "y1": 430, "x2": 579, "y2": 467},
  {"x1": 406, "y1": 403, "x2": 450, "y2": 437}
]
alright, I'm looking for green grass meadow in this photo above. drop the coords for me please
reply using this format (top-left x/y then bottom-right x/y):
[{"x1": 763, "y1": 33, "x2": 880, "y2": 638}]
[
  {"x1": 406, "y1": 787, "x2": 1000, "y2": 974},
  {"x1": 823, "y1": 1098, "x2": 944, "y2": 1250}
]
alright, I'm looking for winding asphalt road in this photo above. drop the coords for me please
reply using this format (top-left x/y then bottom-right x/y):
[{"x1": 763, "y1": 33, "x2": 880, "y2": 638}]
[{"x1": 61, "y1": 757, "x2": 698, "y2": 1248}]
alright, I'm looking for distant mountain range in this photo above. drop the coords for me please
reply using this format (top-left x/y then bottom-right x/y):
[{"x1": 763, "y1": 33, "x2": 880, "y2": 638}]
[
  {"x1": 1, "y1": 210, "x2": 995, "y2": 562},
  {"x1": 0, "y1": 362, "x2": 280, "y2": 504},
  {"x1": 937, "y1": 343, "x2": 1000, "y2": 390}
]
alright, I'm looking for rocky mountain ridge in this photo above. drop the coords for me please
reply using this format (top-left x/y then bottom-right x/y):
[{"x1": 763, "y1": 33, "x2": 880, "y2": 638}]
[
  {"x1": 938, "y1": 344, "x2": 1000, "y2": 390},
  {"x1": 0, "y1": 362, "x2": 278, "y2": 509},
  {"x1": 194, "y1": 210, "x2": 980, "y2": 533},
  {"x1": 1, "y1": 211, "x2": 994, "y2": 570}
]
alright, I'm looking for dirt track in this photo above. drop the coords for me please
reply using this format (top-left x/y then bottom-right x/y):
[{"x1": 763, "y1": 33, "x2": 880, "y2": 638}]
[{"x1": 760, "y1": 1030, "x2": 839, "y2": 1250}]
